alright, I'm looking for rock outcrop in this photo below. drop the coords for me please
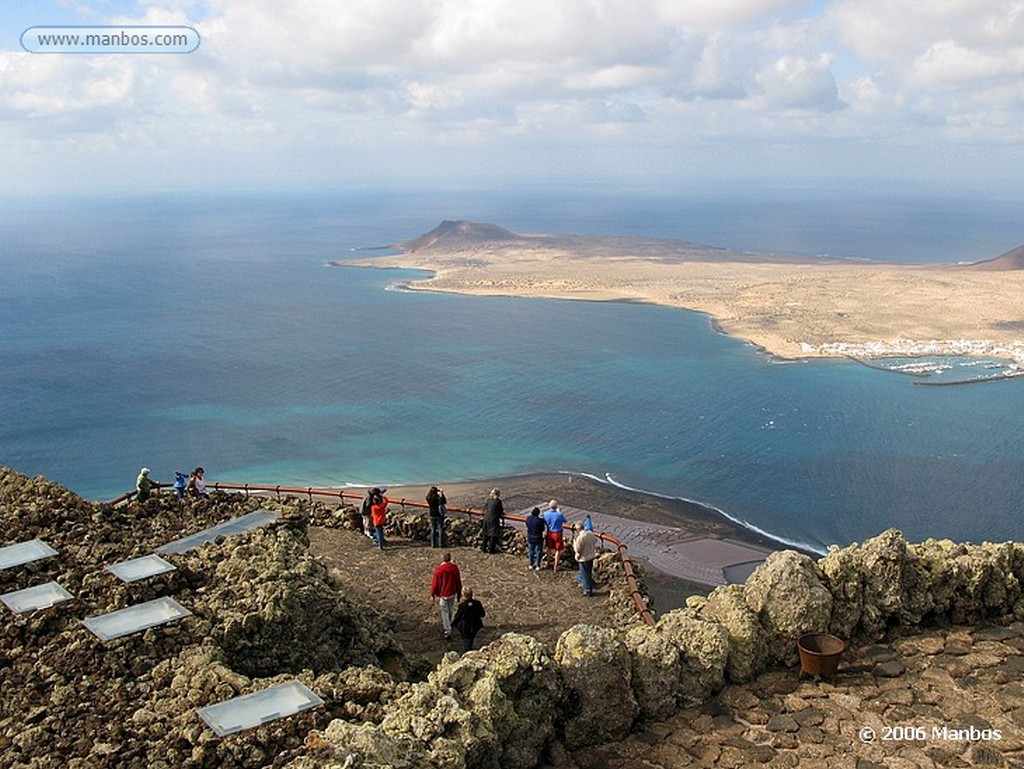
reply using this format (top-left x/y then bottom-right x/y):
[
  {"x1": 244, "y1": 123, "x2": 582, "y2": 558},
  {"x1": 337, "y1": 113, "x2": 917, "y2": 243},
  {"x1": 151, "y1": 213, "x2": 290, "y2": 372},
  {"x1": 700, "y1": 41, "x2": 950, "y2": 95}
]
[
  {"x1": 3, "y1": 467, "x2": 1024, "y2": 769},
  {"x1": 0, "y1": 468, "x2": 396, "y2": 768}
]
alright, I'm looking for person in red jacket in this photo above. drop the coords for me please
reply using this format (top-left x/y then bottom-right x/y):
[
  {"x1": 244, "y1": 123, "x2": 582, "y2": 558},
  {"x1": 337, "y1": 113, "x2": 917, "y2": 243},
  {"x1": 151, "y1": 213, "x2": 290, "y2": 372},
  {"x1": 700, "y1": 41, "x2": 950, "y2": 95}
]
[
  {"x1": 370, "y1": 489, "x2": 389, "y2": 550},
  {"x1": 429, "y1": 551, "x2": 463, "y2": 639}
]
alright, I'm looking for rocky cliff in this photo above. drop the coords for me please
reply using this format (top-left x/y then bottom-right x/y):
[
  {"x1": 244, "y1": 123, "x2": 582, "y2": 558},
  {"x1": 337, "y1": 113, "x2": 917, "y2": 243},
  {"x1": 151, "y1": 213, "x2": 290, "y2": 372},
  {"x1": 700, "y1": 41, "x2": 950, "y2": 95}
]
[{"x1": 2, "y1": 468, "x2": 1022, "y2": 767}]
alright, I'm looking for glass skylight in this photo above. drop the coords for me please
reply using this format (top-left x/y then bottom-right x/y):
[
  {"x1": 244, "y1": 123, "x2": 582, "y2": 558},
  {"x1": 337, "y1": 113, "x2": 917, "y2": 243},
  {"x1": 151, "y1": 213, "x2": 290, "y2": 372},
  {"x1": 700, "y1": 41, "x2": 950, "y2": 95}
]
[
  {"x1": 1, "y1": 581, "x2": 74, "y2": 613},
  {"x1": 156, "y1": 509, "x2": 279, "y2": 555},
  {"x1": 81, "y1": 596, "x2": 191, "y2": 641},
  {"x1": 0, "y1": 539, "x2": 59, "y2": 570},
  {"x1": 106, "y1": 554, "x2": 177, "y2": 583},
  {"x1": 197, "y1": 680, "x2": 324, "y2": 736}
]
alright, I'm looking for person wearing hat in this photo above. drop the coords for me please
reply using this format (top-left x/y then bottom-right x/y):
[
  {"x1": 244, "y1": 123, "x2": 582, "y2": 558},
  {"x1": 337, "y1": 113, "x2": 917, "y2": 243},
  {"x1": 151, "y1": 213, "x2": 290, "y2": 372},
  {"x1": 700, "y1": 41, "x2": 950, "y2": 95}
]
[{"x1": 135, "y1": 467, "x2": 157, "y2": 502}]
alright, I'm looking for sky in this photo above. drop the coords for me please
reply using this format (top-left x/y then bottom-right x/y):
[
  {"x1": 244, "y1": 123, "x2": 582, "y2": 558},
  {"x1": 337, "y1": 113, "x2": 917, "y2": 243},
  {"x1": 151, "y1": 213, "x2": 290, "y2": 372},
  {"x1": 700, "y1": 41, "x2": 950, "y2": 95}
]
[{"x1": 2, "y1": 0, "x2": 1024, "y2": 194}]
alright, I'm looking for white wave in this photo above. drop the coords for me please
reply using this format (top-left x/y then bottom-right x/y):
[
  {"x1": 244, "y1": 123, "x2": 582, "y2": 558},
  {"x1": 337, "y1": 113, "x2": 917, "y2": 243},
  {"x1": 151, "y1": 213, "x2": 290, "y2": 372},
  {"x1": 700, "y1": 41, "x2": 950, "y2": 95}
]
[{"x1": 598, "y1": 472, "x2": 828, "y2": 556}]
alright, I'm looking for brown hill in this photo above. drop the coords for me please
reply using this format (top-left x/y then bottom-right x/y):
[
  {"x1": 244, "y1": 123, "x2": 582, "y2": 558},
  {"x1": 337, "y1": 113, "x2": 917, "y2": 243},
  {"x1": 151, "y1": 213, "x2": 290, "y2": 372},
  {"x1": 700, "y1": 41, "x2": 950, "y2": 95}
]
[
  {"x1": 396, "y1": 220, "x2": 524, "y2": 252},
  {"x1": 964, "y1": 244, "x2": 1024, "y2": 270}
]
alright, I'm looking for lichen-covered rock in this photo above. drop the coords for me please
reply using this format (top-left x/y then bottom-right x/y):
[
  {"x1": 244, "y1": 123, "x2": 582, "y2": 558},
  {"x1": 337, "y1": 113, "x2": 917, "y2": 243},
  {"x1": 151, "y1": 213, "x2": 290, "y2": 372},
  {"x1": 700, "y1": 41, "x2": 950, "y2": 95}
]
[
  {"x1": 822, "y1": 532, "x2": 1024, "y2": 639},
  {"x1": 429, "y1": 634, "x2": 563, "y2": 769},
  {"x1": 182, "y1": 526, "x2": 392, "y2": 677},
  {"x1": 819, "y1": 540, "x2": 867, "y2": 639},
  {"x1": 0, "y1": 469, "x2": 398, "y2": 769},
  {"x1": 298, "y1": 719, "x2": 429, "y2": 768},
  {"x1": 370, "y1": 634, "x2": 563, "y2": 769},
  {"x1": 554, "y1": 624, "x2": 638, "y2": 750},
  {"x1": 655, "y1": 608, "x2": 730, "y2": 705},
  {"x1": 624, "y1": 624, "x2": 680, "y2": 722},
  {"x1": 827, "y1": 528, "x2": 909, "y2": 639},
  {"x1": 699, "y1": 583, "x2": 765, "y2": 682},
  {"x1": 744, "y1": 549, "x2": 833, "y2": 665},
  {"x1": 378, "y1": 681, "x2": 485, "y2": 769},
  {"x1": 940, "y1": 541, "x2": 1023, "y2": 624},
  {"x1": 312, "y1": 666, "x2": 402, "y2": 725}
]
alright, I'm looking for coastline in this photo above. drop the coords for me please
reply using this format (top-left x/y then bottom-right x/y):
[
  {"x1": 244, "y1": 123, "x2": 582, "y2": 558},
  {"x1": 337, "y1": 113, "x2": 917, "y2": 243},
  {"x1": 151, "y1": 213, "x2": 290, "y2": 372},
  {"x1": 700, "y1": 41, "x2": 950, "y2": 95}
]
[{"x1": 336, "y1": 230, "x2": 1024, "y2": 366}]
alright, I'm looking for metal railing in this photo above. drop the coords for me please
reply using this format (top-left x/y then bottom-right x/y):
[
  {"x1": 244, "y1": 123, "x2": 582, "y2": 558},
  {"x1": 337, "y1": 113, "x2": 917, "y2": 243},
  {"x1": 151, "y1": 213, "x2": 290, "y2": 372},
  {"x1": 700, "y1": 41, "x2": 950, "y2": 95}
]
[{"x1": 115, "y1": 481, "x2": 656, "y2": 626}]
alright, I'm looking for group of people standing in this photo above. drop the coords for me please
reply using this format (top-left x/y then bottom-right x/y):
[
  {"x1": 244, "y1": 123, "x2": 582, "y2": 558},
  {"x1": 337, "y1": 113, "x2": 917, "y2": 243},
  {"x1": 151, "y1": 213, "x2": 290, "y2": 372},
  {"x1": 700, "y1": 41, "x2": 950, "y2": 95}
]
[
  {"x1": 525, "y1": 500, "x2": 598, "y2": 596},
  {"x1": 362, "y1": 485, "x2": 597, "y2": 654},
  {"x1": 134, "y1": 466, "x2": 207, "y2": 502}
]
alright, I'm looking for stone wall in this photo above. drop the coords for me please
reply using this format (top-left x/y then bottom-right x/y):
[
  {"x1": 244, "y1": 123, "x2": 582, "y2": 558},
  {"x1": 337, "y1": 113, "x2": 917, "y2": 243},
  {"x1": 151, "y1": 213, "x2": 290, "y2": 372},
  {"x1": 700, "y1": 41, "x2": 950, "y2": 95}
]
[{"x1": 295, "y1": 529, "x2": 1024, "y2": 768}]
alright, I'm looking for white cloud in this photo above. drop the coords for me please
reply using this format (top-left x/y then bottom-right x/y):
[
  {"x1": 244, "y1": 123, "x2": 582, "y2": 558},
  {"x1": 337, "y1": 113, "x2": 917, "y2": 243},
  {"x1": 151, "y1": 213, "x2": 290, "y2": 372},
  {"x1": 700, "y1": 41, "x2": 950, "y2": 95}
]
[
  {"x1": 910, "y1": 39, "x2": 1024, "y2": 89},
  {"x1": 654, "y1": 0, "x2": 811, "y2": 28},
  {"x1": 1, "y1": 0, "x2": 1023, "y2": 191},
  {"x1": 753, "y1": 53, "x2": 842, "y2": 111}
]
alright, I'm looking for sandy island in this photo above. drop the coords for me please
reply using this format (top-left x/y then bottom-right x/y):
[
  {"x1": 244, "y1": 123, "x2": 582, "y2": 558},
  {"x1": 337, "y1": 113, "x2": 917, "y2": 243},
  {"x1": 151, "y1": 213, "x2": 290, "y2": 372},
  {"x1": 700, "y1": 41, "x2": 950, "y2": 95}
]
[{"x1": 336, "y1": 221, "x2": 1024, "y2": 366}]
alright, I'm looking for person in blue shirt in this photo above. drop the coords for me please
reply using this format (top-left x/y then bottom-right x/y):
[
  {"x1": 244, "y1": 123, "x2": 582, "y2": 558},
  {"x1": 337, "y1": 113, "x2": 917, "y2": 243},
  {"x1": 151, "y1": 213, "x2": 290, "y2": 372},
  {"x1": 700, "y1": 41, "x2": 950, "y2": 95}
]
[
  {"x1": 524, "y1": 506, "x2": 545, "y2": 570},
  {"x1": 542, "y1": 500, "x2": 567, "y2": 572}
]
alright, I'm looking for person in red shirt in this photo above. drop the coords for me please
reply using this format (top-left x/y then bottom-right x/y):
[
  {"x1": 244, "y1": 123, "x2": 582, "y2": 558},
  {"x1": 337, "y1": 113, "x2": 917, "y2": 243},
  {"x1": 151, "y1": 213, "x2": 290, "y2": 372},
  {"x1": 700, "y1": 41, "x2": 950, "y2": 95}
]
[
  {"x1": 429, "y1": 551, "x2": 463, "y2": 639},
  {"x1": 370, "y1": 489, "x2": 389, "y2": 550}
]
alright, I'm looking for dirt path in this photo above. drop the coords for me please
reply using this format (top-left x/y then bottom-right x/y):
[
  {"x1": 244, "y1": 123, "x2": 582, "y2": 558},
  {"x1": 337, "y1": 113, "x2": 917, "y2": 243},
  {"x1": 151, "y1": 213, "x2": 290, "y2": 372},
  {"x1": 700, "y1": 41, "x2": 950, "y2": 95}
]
[{"x1": 308, "y1": 526, "x2": 615, "y2": 669}]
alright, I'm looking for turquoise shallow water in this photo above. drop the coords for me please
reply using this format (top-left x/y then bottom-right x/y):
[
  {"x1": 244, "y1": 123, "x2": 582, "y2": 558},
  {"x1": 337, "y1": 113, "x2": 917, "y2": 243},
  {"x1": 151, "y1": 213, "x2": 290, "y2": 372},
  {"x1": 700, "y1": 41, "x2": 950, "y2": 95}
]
[{"x1": 1, "y1": 188, "x2": 1022, "y2": 552}]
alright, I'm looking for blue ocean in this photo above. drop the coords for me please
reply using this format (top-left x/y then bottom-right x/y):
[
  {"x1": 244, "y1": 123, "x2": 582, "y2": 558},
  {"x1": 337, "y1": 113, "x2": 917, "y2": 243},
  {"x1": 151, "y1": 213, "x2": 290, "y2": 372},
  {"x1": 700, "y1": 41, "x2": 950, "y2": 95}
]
[{"x1": 2, "y1": 185, "x2": 1022, "y2": 553}]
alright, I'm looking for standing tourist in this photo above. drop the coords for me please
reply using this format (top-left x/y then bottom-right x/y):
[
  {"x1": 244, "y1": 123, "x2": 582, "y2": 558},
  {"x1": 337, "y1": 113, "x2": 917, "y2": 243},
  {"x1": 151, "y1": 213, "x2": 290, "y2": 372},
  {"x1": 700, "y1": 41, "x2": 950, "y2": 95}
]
[
  {"x1": 187, "y1": 467, "x2": 208, "y2": 499},
  {"x1": 542, "y1": 500, "x2": 567, "y2": 572},
  {"x1": 573, "y1": 517, "x2": 598, "y2": 596},
  {"x1": 451, "y1": 587, "x2": 486, "y2": 652},
  {"x1": 480, "y1": 488, "x2": 504, "y2": 554},
  {"x1": 426, "y1": 485, "x2": 448, "y2": 548},
  {"x1": 525, "y1": 506, "x2": 545, "y2": 570},
  {"x1": 135, "y1": 467, "x2": 157, "y2": 502},
  {"x1": 173, "y1": 471, "x2": 188, "y2": 500},
  {"x1": 371, "y1": 489, "x2": 390, "y2": 550},
  {"x1": 360, "y1": 488, "x2": 379, "y2": 539},
  {"x1": 429, "y1": 551, "x2": 463, "y2": 640}
]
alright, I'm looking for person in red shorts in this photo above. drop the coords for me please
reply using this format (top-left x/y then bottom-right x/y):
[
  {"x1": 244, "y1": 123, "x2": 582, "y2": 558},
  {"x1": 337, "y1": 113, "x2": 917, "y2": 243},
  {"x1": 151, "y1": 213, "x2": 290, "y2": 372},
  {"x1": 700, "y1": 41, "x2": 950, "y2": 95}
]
[{"x1": 542, "y1": 499, "x2": 567, "y2": 572}]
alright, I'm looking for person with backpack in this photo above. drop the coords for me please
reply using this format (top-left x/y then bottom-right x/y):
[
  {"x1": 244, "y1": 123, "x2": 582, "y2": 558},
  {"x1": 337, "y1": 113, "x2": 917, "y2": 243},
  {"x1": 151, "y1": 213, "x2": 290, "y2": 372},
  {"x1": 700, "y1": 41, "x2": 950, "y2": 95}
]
[{"x1": 426, "y1": 485, "x2": 448, "y2": 548}]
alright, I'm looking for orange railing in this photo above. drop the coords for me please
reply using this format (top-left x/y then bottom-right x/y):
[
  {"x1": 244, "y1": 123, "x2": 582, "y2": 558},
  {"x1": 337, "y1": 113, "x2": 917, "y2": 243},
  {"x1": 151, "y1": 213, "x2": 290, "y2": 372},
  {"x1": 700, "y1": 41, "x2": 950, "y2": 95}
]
[{"x1": 116, "y1": 482, "x2": 655, "y2": 626}]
